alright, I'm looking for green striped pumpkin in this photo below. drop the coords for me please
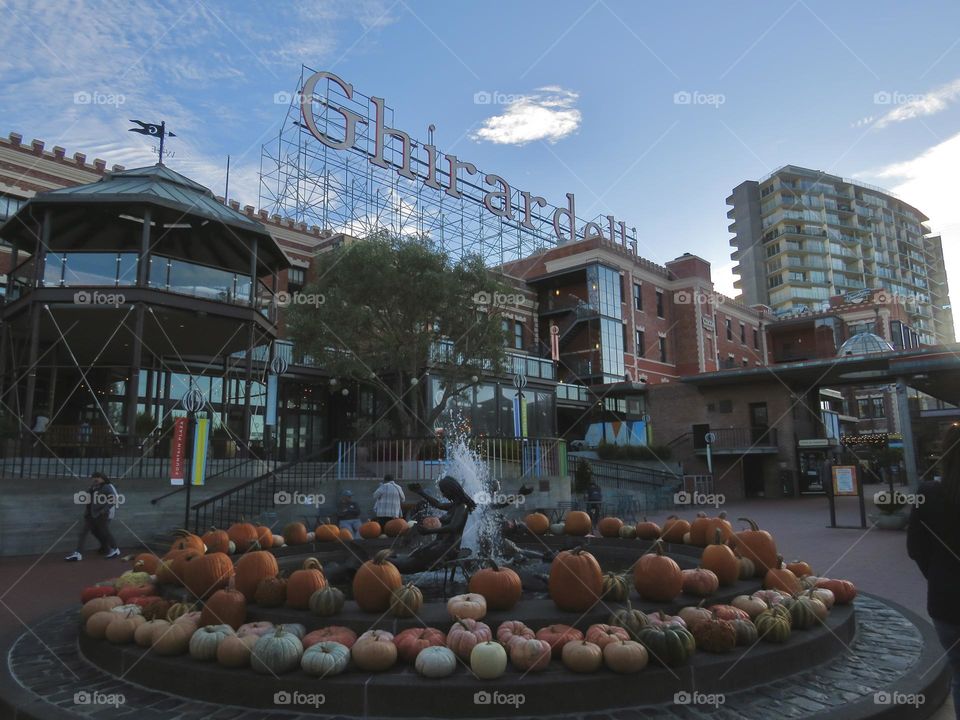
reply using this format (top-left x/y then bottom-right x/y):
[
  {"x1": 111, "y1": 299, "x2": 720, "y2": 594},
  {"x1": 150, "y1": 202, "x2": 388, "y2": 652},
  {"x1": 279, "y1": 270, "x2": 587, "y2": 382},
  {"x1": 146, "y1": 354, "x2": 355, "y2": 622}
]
[
  {"x1": 730, "y1": 618, "x2": 759, "y2": 646},
  {"x1": 755, "y1": 609, "x2": 791, "y2": 643},
  {"x1": 636, "y1": 624, "x2": 695, "y2": 666},
  {"x1": 601, "y1": 573, "x2": 630, "y2": 602},
  {"x1": 784, "y1": 595, "x2": 820, "y2": 630},
  {"x1": 309, "y1": 587, "x2": 345, "y2": 617}
]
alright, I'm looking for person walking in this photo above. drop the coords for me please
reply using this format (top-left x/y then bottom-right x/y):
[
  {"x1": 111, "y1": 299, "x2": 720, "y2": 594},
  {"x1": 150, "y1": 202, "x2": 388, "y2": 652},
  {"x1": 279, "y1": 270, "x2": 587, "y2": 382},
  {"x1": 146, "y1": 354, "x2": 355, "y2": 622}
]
[
  {"x1": 586, "y1": 481, "x2": 603, "y2": 523},
  {"x1": 373, "y1": 474, "x2": 405, "y2": 526},
  {"x1": 336, "y1": 489, "x2": 362, "y2": 536},
  {"x1": 907, "y1": 424, "x2": 960, "y2": 720},
  {"x1": 65, "y1": 472, "x2": 120, "y2": 561}
]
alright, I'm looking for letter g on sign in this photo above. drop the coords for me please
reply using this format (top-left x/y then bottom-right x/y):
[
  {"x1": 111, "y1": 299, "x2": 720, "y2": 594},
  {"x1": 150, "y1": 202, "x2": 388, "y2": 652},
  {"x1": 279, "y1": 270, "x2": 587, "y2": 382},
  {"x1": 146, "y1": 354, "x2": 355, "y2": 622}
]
[{"x1": 300, "y1": 71, "x2": 368, "y2": 151}]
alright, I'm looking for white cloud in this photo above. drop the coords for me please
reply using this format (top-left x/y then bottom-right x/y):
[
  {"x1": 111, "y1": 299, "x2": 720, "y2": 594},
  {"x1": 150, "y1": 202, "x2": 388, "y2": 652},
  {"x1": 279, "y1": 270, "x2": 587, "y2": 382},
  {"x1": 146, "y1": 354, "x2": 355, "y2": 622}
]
[
  {"x1": 867, "y1": 132, "x2": 960, "y2": 335},
  {"x1": 472, "y1": 87, "x2": 581, "y2": 146},
  {"x1": 873, "y1": 78, "x2": 960, "y2": 128}
]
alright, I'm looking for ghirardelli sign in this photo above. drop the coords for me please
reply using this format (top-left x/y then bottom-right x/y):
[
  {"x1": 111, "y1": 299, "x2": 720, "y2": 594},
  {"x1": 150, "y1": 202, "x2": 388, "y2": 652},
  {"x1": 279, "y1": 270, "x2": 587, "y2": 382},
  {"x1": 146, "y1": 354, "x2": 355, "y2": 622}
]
[{"x1": 299, "y1": 70, "x2": 637, "y2": 253}]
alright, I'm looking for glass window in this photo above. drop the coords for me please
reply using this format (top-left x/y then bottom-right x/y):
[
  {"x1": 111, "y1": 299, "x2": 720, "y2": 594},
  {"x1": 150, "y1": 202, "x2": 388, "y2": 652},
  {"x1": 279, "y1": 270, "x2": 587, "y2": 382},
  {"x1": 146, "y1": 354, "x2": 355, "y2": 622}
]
[
  {"x1": 753, "y1": 328, "x2": 760, "y2": 349},
  {"x1": 600, "y1": 318, "x2": 624, "y2": 378},
  {"x1": 655, "y1": 290, "x2": 664, "y2": 318},
  {"x1": 500, "y1": 319, "x2": 510, "y2": 347},
  {"x1": 513, "y1": 321, "x2": 523, "y2": 350},
  {"x1": 872, "y1": 397, "x2": 885, "y2": 418},
  {"x1": 636, "y1": 329, "x2": 645, "y2": 357},
  {"x1": 857, "y1": 398, "x2": 871, "y2": 417},
  {"x1": 659, "y1": 335, "x2": 667, "y2": 363},
  {"x1": 117, "y1": 253, "x2": 138, "y2": 286},
  {"x1": 740, "y1": 323, "x2": 746, "y2": 343},
  {"x1": 587, "y1": 265, "x2": 623, "y2": 320},
  {"x1": 474, "y1": 384, "x2": 498, "y2": 434},
  {"x1": 725, "y1": 318, "x2": 732, "y2": 340},
  {"x1": 61, "y1": 252, "x2": 128, "y2": 286},
  {"x1": 633, "y1": 283, "x2": 642, "y2": 311},
  {"x1": 43, "y1": 254, "x2": 64, "y2": 286}
]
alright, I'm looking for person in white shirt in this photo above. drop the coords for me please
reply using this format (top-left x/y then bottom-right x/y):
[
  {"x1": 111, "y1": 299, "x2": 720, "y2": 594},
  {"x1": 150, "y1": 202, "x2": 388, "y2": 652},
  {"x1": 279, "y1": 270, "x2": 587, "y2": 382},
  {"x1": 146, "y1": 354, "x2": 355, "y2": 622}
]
[{"x1": 373, "y1": 474, "x2": 405, "y2": 525}]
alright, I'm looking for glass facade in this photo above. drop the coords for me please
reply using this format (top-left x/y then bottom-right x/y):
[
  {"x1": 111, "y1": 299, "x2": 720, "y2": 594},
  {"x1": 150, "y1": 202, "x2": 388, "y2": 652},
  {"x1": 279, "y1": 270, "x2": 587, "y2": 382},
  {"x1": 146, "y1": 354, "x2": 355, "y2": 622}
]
[
  {"x1": 42, "y1": 252, "x2": 139, "y2": 287},
  {"x1": 586, "y1": 264, "x2": 626, "y2": 383}
]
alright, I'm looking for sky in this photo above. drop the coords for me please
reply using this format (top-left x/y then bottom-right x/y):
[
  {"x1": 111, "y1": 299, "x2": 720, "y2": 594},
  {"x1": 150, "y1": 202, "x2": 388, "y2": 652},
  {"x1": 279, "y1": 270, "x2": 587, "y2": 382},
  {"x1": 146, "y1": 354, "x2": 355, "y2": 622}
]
[{"x1": 2, "y1": 0, "x2": 959, "y2": 326}]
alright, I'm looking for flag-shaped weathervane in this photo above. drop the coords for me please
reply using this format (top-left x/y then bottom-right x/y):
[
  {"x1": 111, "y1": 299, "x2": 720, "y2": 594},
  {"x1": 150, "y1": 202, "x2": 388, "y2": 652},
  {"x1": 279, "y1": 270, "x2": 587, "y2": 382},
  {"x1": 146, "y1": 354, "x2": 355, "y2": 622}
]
[{"x1": 129, "y1": 120, "x2": 176, "y2": 164}]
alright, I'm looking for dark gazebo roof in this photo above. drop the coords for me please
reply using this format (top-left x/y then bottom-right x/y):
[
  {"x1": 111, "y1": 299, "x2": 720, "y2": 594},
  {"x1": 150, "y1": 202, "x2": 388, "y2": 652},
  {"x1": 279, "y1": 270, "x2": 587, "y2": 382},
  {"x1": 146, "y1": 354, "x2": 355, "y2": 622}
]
[{"x1": 1, "y1": 164, "x2": 290, "y2": 272}]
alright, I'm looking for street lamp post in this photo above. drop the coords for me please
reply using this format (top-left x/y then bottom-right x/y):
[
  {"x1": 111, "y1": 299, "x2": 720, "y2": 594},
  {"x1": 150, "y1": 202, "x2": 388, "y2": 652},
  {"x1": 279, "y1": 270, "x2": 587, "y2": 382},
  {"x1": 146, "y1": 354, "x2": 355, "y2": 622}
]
[{"x1": 180, "y1": 385, "x2": 205, "y2": 530}]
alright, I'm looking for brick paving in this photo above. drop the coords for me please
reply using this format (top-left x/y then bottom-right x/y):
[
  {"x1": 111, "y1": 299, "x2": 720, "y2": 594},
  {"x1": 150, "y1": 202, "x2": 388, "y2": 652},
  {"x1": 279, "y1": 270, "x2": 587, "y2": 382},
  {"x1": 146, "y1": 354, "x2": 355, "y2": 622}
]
[{"x1": 0, "y1": 495, "x2": 955, "y2": 718}]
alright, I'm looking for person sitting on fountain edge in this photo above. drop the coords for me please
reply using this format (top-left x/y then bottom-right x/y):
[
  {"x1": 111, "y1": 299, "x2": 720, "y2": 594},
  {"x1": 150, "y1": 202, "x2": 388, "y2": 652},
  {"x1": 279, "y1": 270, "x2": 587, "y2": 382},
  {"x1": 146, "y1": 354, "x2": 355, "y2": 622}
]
[{"x1": 393, "y1": 476, "x2": 476, "y2": 572}]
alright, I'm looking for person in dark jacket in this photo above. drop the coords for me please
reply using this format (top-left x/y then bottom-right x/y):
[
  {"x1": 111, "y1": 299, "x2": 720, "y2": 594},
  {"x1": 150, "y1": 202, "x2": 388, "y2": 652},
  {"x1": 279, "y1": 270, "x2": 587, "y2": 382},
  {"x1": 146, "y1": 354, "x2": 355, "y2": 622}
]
[
  {"x1": 586, "y1": 482, "x2": 603, "y2": 523},
  {"x1": 65, "y1": 472, "x2": 120, "y2": 561},
  {"x1": 907, "y1": 424, "x2": 960, "y2": 719}
]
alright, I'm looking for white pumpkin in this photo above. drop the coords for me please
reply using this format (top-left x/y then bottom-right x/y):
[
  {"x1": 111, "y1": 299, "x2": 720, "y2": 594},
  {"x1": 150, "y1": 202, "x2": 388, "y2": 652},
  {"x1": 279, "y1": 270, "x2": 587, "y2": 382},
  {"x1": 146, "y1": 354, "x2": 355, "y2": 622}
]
[
  {"x1": 301, "y1": 641, "x2": 351, "y2": 677},
  {"x1": 415, "y1": 645, "x2": 457, "y2": 678},
  {"x1": 189, "y1": 624, "x2": 235, "y2": 661},
  {"x1": 470, "y1": 641, "x2": 507, "y2": 679}
]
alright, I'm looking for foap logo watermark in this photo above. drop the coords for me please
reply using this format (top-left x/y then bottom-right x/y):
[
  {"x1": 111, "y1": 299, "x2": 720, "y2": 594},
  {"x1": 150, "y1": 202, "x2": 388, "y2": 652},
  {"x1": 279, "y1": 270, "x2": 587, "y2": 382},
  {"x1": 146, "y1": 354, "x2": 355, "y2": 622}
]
[
  {"x1": 473, "y1": 90, "x2": 529, "y2": 105},
  {"x1": 673, "y1": 90, "x2": 725, "y2": 108},
  {"x1": 473, "y1": 291, "x2": 525, "y2": 309},
  {"x1": 274, "y1": 690, "x2": 325, "y2": 708},
  {"x1": 74, "y1": 691, "x2": 125, "y2": 708},
  {"x1": 873, "y1": 490, "x2": 925, "y2": 508},
  {"x1": 274, "y1": 490, "x2": 326, "y2": 506},
  {"x1": 473, "y1": 490, "x2": 526, "y2": 507},
  {"x1": 674, "y1": 490, "x2": 725, "y2": 508},
  {"x1": 73, "y1": 90, "x2": 125, "y2": 107},
  {"x1": 274, "y1": 90, "x2": 296, "y2": 105},
  {"x1": 674, "y1": 691, "x2": 725, "y2": 708},
  {"x1": 873, "y1": 90, "x2": 927, "y2": 106},
  {"x1": 73, "y1": 290, "x2": 126, "y2": 307},
  {"x1": 673, "y1": 289, "x2": 726, "y2": 307},
  {"x1": 74, "y1": 490, "x2": 125, "y2": 506},
  {"x1": 276, "y1": 291, "x2": 325, "y2": 308},
  {"x1": 874, "y1": 691, "x2": 924, "y2": 707},
  {"x1": 474, "y1": 690, "x2": 526, "y2": 708}
]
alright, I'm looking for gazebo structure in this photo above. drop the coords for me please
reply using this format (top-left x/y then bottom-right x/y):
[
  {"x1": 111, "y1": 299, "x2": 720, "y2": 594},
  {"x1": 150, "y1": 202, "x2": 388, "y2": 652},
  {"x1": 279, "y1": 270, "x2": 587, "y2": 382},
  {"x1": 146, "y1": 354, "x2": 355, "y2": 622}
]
[{"x1": 0, "y1": 164, "x2": 290, "y2": 456}]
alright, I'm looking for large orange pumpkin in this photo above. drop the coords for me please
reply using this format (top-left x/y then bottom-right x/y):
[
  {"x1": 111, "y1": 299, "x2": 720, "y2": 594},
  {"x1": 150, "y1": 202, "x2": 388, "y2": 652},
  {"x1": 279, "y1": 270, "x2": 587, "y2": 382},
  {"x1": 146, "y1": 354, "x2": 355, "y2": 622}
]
[
  {"x1": 200, "y1": 588, "x2": 246, "y2": 629},
  {"x1": 315, "y1": 524, "x2": 340, "y2": 543},
  {"x1": 353, "y1": 549, "x2": 402, "y2": 612},
  {"x1": 687, "y1": 512, "x2": 712, "y2": 547},
  {"x1": 701, "y1": 529, "x2": 739, "y2": 586},
  {"x1": 564, "y1": 511, "x2": 593, "y2": 537},
  {"x1": 201, "y1": 529, "x2": 230, "y2": 555},
  {"x1": 159, "y1": 548, "x2": 203, "y2": 586},
  {"x1": 286, "y1": 558, "x2": 327, "y2": 609},
  {"x1": 132, "y1": 553, "x2": 160, "y2": 574},
  {"x1": 227, "y1": 522, "x2": 259, "y2": 553},
  {"x1": 597, "y1": 517, "x2": 624, "y2": 538},
  {"x1": 661, "y1": 516, "x2": 690, "y2": 544},
  {"x1": 764, "y1": 557, "x2": 801, "y2": 595},
  {"x1": 183, "y1": 552, "x2": 234, "y2": 599},
  {"x1": 634, "y1": 518, "x2": 661, "y2": 540},
  {"x1": 524, "y1": 512, "x2": 550, "y2": 535},
  {"x1": 548, "y1": 548, "x2": 603, "y2": 611},
  {"x1": 633, "y1": 540, "x2": 682, "y2": 602},
  {"x1": 234, "y1": 550, "x2": 279, "y2": 601},
  {"x1": 729, "y1": 517, "x2": 778, "y2": 577},
  {"x1": 283, "y1": 521, "x2": 309, "y2": 546},
  {"x1": 689, "y1": 512, "x2": 733, "y2": 547},
  {"x1": 468, "y1": 560, "x2": 522, "y2": 611},
  {"x1": 255, "y1": 526, "x2": 274, "y2": 549},
  {"x1": 384, "y1": 518, "x2": 408, "y2": 537},
  {"x1": 339, "y1": 527, "x2": 353, "y2": 541},
  {"x1": 359, "y1": 521, "x2": 382, "y2": 539}
]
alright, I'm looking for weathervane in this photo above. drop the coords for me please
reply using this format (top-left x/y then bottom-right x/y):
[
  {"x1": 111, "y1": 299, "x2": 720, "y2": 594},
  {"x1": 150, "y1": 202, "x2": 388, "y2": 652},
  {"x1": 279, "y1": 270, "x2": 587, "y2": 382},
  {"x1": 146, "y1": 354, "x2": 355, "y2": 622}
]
[{"x1": 129, "y1": 120, "x2": 176, "y2": 164}]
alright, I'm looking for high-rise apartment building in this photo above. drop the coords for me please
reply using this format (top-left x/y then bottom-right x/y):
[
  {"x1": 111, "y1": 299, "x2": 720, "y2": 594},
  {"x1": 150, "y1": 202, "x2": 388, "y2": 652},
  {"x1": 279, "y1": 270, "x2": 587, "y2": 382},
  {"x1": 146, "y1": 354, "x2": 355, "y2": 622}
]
[{"x1": 728, "y1": 165, "x2": 954, "y2": 345}]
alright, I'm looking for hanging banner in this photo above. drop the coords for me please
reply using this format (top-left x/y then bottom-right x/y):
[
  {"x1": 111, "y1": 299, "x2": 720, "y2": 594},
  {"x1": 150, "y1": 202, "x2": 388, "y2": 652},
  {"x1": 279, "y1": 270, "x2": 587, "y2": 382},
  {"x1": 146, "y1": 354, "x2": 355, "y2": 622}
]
[
  {"x1": 265, "y1": 374, "x2": 279, "y2": 426},
  {"x1": 512, "y1": 395, "x2": 528, "y2": 437},
  {"x1": 170, "y1": 417, "x2": 188, "y2": 486},
  {"x1": 191, "y1": 417, "x2": 210, "y2": 486}
]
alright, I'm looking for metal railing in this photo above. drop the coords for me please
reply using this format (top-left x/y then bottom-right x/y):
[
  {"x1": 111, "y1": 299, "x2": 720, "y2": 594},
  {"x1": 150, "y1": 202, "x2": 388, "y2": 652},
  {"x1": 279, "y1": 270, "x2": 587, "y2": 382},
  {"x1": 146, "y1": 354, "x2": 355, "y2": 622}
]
[
  {"x1": 580, "y1": 458, "x2": 678, "y2": 516},
  {"x1": 336, "y1": 436, "x2": 568, "y2": 483},
  {"x1": 190, "y1": 447, "x2": 337, "y2": 532},
  {"x1": 694, "y1": 427, "x2": 779, "y2": 449}
]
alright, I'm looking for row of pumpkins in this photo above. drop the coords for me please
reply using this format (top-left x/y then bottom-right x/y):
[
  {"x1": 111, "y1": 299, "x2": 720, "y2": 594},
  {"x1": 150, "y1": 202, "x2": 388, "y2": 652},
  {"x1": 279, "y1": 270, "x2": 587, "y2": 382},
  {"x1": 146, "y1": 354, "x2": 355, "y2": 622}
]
[
  {"x1": 79, "y1": 570, "x2": 853, "y2": 679},
  {"x1": 525, "y1": 510, "x2": 748, "y2": 544}
]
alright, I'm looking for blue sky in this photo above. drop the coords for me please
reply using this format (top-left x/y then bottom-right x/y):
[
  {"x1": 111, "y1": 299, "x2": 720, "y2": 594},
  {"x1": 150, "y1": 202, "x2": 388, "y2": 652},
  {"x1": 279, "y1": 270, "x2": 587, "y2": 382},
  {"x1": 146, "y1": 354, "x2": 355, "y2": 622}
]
[{"x1": 3, "y1": 0, "x2": 959, "y2": 312}]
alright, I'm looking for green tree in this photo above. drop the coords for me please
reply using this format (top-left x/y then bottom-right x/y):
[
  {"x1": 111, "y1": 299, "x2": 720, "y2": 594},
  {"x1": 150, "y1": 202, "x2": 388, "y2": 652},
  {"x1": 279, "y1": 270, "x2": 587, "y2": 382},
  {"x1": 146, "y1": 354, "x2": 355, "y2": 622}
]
[{"x1": 286, "y1": 233, "x2": 514, "y2": 438}]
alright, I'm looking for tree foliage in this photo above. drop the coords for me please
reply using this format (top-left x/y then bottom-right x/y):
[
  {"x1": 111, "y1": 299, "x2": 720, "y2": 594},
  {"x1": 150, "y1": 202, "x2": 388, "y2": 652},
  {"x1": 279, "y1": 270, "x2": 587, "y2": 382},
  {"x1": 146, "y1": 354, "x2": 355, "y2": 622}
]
[{"x1": 286, "y1": 233, "x2": 516, "y2": 436}]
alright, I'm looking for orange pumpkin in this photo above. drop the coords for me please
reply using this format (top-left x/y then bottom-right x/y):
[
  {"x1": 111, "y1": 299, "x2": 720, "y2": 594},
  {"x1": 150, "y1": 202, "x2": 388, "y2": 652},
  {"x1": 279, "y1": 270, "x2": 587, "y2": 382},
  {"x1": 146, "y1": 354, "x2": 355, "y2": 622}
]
[
  {"x1": 234, "y1": 550, "x2": 279, "y2": 601},
  {"x1": 201, "y1": 528, "x2": 230, "y2": 554},
  {"x1": 468, "y1": 560, "x2": 522, "y2": 611},
  {"x1": 384, "y1": 518, "x2": 408, "y2": 537},
  {"x1": 661, "y1": 516, "x2": 689, "y2": 543},
  {"x1": 200, "y1": 588, "x2": 246, "y2": 629},
  {"x1": 170, "y1": 530, "x2": 206, "y2": 553},
  {"x1": 339, "y1": 527, "x2": 353, "y2": 541},
  {"x1": 132, "y1": 553, "x2": 160, "y2": 574},
  {"x1": 227, "y1": 522, "x2": 259, "y2": 553},
  {"x1": 548, "y1": 548, "x2": 603, "y2": 611},
  {"x1": 729, "y1": 517, "x2": 778, "y2": 577},
  {"x1": 786, "y1": 560, "x2": 813, "y2": 578},
  {"x1": 255, "y1": 526, "x2": 274, "y2": 549},
  {"x1": 564, "y1": 511, "x2": 593, "y2": 536},
  {"x1": 701, "y1": 529, "x2": 739, "y2": 586},
  {"x1": 633, "y1": 540, "x2": 682, "y2": 602},
  {"x1": 158, "y1": 548, "x2": 202, "y2": 586},
  {"x1": 359, "y1": 521, "x2": 382, "y2": 539},
  {"x1": 524, "y1": 512, "x2": 550, "y2": 535},
  {"x1": 315, "y1": 524, "x2": 340, "y2": 543},
  {"x1": 634, "y1": 518, "x2": 661, "y2": 540},
  {"x1": 182, "y1": 552, "x2": 234, "y2": 599},
  {"x1": 764, "y1": 557, "x2": 801, "y2": 595},
  {"x1": 283, "y1": 521, "x2": 309, "y2": 546},
  {"x1": 597, "y1": 517, "x2": 624, "y2": 538},
  {"x1": 353, "y1": 549, "x2": 402, "y2": 612},
  {"x1": 687, "y1": 512, "x2": 712, "y2": 546},
  {"x1": 286, "y1": 557, "x2": 327, "y2": 609}
]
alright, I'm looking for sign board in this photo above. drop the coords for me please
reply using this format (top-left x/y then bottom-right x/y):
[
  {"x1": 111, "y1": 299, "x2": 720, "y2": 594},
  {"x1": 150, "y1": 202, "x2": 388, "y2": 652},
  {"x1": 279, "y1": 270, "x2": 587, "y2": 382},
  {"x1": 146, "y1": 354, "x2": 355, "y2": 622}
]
[
  {"x1": 170, "y1": 417, "x2": 188, "y2": 486},
  {"x1": 832, "y1": 465, "x2": 858, "y2": 496}
]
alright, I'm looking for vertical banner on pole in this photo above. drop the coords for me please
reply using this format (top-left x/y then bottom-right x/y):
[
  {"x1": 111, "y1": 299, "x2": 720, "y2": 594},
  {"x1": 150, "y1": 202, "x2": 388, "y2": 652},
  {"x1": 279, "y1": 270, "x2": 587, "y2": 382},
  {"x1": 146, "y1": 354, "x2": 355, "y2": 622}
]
[
  {"x1": 265, "y1": 374, "x2": 278, "y2": 427},
  {"x1": 191, "y1": 417, "x2": 210, "y2": 486},
  {"x1": 170, "y1": 417, "x2": 188, "y2": 485},
  {"x1": 520, "y1": 396, "x2": 528, "y2": 438}
]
